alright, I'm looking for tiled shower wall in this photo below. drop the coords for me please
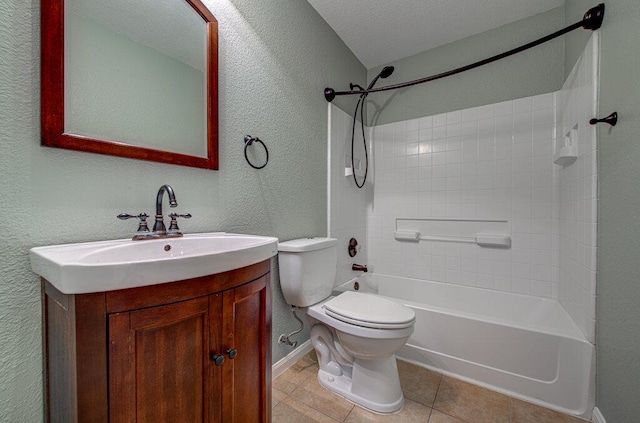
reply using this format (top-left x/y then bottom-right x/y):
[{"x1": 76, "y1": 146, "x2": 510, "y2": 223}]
[
  {"x1": 556, "y1": 34, "x2": 598, "y2": 342},
  {"x1": 328, "y1": 35, "x2": 597, "y2": 342},
  {"x1": 367, "y1": 93, "x2": 559, "y2": 298}
]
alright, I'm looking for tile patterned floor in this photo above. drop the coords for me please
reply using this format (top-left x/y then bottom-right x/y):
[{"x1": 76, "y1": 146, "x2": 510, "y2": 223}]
[{"x1": 272, "y1": 351, "x2": 588, "y2": 423}]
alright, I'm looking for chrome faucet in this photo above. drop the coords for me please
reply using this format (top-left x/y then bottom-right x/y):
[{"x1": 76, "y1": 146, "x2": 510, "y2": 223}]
[
  {"x1": 118, "y1": 184, "x2": 191, "y2": 240},
  {"x1": 153, "y1": 184, "x2": 178, "y2": 234}
]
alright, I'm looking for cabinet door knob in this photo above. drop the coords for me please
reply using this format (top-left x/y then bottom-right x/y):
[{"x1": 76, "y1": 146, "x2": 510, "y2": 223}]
[
  {"x1": 226, "y1": 349, "x2": 238, "y2": 359},
  {"x1": 210, "y1": 353, "x2": 225, "y2": 366}
]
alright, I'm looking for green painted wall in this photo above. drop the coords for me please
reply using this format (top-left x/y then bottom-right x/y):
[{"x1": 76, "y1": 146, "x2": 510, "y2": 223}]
[
  {"x1": 0, "y1": 0, "x2": 364, "y2": 419},
  {"x1": 565, "y1": 1, "x2": 640, "y2": 421},
  {"x1": 366, "y1": 7, "x2": 565, "y2": 125}
]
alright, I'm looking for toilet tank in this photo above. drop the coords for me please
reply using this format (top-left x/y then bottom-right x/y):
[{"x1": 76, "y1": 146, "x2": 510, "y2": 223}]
[{"x1": 278, "y1": 238, "x2": 337, "y2": 307}]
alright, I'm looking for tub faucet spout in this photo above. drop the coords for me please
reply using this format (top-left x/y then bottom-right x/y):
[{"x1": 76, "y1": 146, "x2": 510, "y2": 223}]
[
  {"x1": 352, "y1": 263, "x2": 368, "y2": 272},
  {"x1": 153, "y1": 184, "x2": 178, "y2": 233}
]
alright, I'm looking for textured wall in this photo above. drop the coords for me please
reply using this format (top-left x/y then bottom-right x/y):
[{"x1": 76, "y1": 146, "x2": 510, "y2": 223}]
[
  {"x1": 565, "y1": 1, "x2": 640, "y2": 421},
  {"x1": 0, "y1": 0, "x2": 364, "y2": 420},
  {"x1": 366, "y1": 7, "x2": 565, "y2": 126}
]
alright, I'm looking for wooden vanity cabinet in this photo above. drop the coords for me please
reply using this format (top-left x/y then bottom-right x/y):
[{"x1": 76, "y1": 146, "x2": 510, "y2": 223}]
[{"x1": 42, "y1": 260, "x2": 272, "y2": 423}]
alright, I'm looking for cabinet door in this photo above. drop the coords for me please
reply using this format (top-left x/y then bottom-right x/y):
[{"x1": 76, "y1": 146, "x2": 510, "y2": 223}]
[
  {"x1": 221, "y1": 275, "x2": 271, "y2": 422},
  {"x1": 109, "y1": 296, "x2": 216, "y2": 423}
]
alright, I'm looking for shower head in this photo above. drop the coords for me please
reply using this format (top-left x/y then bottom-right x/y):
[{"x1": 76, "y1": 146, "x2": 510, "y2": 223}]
[
  {"x1": 366, "y1": 66, "x2": 395, "y2": 92},
  {"x1": 379, "y1": 66, "x2": 395, "y2": 79}
]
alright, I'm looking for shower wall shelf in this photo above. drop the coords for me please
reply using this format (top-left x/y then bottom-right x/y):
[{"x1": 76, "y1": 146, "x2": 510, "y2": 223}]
[
  {"x1": 554, "y1": 126, "x2": 578, "y2": 166},
  {"x1": 345, "y1": 155, "x2": 366, "y2": 178},
  {"x1": 345, "y1": 167, "x2": 365, "y2": 178}
]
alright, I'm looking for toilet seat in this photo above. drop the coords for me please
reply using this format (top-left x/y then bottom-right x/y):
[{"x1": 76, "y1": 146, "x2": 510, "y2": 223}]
[{"x1": 323, "y1": 292, "x2": 415, "y2": 329}]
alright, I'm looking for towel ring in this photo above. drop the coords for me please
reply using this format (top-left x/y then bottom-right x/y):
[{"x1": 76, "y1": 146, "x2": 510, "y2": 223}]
[{"x1": 244, "y1": 135, "x2": 269, "y2": 169}]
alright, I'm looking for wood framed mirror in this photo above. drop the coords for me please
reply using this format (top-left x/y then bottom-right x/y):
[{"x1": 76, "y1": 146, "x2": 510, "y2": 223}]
[{"x1": 41, "y1": 0, "x2": 218, "y2": 170}]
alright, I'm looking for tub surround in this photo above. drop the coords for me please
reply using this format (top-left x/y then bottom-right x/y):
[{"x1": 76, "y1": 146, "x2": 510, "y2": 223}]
[
  {"x1": 367, "y1": 91, "x2": 559, "y2": 299},
  {"x1": 362, "y1": 34, "x2": 598, "y2": 343},
  {"x1": 327, "y1": 34, "x2": 598, "y2": 420},
  {"x1": 363, "y1": 29, "x2": 597, "y2": 309}
]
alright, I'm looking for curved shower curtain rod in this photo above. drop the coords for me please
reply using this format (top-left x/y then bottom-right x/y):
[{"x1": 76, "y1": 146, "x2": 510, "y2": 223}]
[{"x1": 324, "y1": 3, "x2": 605, "y2": 102}]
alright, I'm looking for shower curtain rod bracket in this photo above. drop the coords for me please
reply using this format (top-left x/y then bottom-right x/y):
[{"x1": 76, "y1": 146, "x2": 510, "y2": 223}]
[
  {"x1": 325, "y1": 87, "x2": 336, "y2": 102},
  {"x1": 582, "y1": 3, "x2": 605, "y2": 30},
  {"x1": 324, "y1": 3, "x2": 605, "y2": 102}
]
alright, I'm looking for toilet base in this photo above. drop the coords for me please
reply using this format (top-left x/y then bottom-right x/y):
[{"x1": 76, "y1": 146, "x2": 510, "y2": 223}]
[{"x1": 316, "y1": 356, "x2": 405, "y2": 414}]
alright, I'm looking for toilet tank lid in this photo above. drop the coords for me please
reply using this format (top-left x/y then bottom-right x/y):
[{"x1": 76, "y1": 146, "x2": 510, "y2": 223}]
[{"x1": 278, "y1": 237, "x2": 337, "y2": 252}]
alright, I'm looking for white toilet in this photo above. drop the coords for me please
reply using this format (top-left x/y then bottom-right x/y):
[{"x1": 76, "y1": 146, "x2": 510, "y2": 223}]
[{"x1": 278, "y1": 237, "x2": 415, "y2": 413}]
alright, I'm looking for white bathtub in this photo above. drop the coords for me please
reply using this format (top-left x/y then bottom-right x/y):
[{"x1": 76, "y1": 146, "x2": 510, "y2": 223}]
[{"x1": 334, "y1": 273, "x2": 595, "y2": 419}]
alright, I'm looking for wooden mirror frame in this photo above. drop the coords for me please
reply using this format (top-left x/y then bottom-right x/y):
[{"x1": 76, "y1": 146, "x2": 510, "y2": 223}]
[{"x1": 41, "y1": 0, "x2": 219, "y2": 170}]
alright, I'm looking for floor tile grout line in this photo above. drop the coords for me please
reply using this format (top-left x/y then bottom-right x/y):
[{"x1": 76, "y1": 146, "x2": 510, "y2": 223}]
[
  {"x1": 343, "y1": 406, "x2": 355, "y2": 422},
  {"x1": 428, "y1": 374, "x2": 487, "y2": 423},
  {"x1": 431, "y1": 371, "x2": 444, "y2": 413},
  {"x1": 274, "y1": 386, "x2": 343, "y2": 423},
  {"x1": 509, "y1": 396, "x2": 514, "y2": 423},
  {"x1": 437, "y1": 409, "x2": 475, "y2": 423},
  {"x1": 302, "y1": 396, "x2": 350, "y2": 422},
  {"x1": 426, "y1": 406, "x2": 434, "y2": 422},
  {"x1": 291, "y1": 375, "x2": 354, "y2": 422}
]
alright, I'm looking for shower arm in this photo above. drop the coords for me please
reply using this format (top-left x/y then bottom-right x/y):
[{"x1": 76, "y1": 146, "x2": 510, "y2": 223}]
[{"x1": 324, "y1": 3, "x2": 605, "y2": 102}]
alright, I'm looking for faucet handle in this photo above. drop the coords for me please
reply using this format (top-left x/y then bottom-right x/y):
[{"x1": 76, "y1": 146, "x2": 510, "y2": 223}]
[
  {"x1": 168, "y1": 213, "x2": 191, "y2": 233},
  {"x1": 117, "y1": 213, "x2": 150, "y2": 235},
  {"x1": 117, "y1": 212, "x2": 148, "y2": 220}
]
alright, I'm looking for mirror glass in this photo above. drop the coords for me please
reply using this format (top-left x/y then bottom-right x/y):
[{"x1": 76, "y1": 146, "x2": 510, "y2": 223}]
[{"x1": 42, "y1": 0, "x2": 218, "y2": 169}]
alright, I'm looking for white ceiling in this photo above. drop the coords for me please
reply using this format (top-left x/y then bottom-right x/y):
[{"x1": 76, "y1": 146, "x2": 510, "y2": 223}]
[{"x1": 307, "y1": 0, "x2": 564, "y2": 69}]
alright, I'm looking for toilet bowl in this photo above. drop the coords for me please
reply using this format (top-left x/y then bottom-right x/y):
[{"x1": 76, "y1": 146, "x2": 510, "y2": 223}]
[
  {"x1": 306, "y1": 292, "x2": 415, "y2": 413},
  {"x1": 278, "y1": 238, "x2": 415, "y2": 413}
]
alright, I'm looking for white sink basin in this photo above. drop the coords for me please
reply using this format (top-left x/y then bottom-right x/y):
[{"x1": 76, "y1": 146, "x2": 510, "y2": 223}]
[{"x1": 30, "y1": 233, "x2": 278, "y2": 294}]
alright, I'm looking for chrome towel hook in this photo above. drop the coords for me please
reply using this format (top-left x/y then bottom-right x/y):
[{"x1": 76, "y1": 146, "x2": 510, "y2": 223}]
[{"x1": 244, "y1": 135, "x2": 269, "y2": 169}]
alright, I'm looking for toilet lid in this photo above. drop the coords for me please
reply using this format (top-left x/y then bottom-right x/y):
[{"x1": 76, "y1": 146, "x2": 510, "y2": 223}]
[{"x1": 323, "y1": 292, "x2": 415, "y2": 329}]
